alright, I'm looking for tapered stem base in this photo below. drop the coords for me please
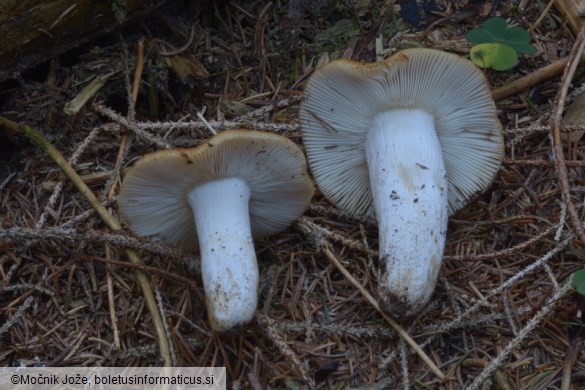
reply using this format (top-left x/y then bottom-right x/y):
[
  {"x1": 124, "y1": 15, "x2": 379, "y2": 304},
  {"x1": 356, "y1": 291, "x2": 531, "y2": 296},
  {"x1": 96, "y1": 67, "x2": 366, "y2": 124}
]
[
  {"x1": 187, "y1": 177, "x2": 258, "y2": 332},
  {"x1": 365, "y1": 109, "x2": 448, "y2": 317}
]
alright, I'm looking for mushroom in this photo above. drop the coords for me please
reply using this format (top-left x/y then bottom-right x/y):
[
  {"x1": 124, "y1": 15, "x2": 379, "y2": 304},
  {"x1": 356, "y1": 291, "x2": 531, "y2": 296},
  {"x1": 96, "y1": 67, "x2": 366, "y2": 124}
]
[
  {"x1": 299, "y1": 48, "x2": 503, "y2": 317},
  {"x1": 117, "y1": 130, "x2": 314, "y2": 331}
]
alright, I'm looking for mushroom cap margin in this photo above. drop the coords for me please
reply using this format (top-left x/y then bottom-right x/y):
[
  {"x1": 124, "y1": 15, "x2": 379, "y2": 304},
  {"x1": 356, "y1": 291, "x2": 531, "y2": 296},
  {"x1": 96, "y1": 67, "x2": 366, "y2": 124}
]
[
  {"x1": 117, "y1": 130, "x2": 315, "y2": 252},
  {"x1": 299, "y1": 48, "x2": 504, "y2": 217}
]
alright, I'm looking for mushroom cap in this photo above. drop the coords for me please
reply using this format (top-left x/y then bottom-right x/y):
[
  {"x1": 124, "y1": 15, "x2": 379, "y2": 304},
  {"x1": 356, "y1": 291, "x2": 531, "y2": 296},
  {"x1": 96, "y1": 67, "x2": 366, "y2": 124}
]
[
  {"x1": 299, "y1": 48, "x2": 504, "y2": 217},
  {"x1": 117, "y1": 130, "x2": 314, "y2": 251}
]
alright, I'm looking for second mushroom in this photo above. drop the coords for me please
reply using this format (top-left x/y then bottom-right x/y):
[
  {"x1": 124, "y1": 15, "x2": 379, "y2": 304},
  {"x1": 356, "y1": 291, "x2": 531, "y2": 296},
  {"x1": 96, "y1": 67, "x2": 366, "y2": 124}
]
[
  {"x1": 117, "y1": 130, "x2": 314, "y2": 332},
  {"x1": 300, "y1": 48, "x2": 504, "y2": 317}
]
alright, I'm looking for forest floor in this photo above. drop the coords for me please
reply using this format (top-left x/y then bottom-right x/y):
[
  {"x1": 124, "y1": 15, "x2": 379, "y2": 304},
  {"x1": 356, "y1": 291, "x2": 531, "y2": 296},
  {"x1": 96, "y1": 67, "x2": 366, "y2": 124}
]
[{"x1": 1, "y1": 0, "x2": 585, "y2": 389}]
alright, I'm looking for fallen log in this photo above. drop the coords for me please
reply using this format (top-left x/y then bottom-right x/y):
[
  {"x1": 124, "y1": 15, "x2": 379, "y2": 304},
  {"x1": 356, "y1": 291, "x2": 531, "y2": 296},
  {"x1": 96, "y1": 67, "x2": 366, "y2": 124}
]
[{"x1": 0, "y1": 0, "x2": 168, "y2": 81}]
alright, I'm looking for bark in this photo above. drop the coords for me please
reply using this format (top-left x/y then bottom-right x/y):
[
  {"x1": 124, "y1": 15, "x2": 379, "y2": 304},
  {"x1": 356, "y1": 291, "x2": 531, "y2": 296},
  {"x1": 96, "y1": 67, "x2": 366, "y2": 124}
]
[{"x1": 0, "y1": 0, "x2": 168, "y2": 81}]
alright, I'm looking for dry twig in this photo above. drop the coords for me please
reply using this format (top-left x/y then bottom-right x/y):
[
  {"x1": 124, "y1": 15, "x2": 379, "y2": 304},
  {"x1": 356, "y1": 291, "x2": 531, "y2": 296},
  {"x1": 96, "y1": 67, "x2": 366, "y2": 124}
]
[
  {"x1": 320, "y1": 244, "x2": 446, "y2": 380},
  {"x1": 0, "y1": 117, "x2": 172, "y2": 367},
  {"x1": 255, "y1": 313, "x2": 316, "y2": 389},
  {"x1": 0, "y1": 226, "x2": 191, "y2": 262},
  {"x1": 467, "y1": 278, "x2": 574, "y2": 390},
  {"x1": 560, "y1": 334, "x2": 584, "y2": 390},
  {"x1": 492, "y1": 53, "x2": 585, "y2": 101},
  {"x1": 297, "y1": 218, "x2": 446, "y2": 381},
  {"x1": 551, "y1": 26, "x2": 585, "y2": 245}
]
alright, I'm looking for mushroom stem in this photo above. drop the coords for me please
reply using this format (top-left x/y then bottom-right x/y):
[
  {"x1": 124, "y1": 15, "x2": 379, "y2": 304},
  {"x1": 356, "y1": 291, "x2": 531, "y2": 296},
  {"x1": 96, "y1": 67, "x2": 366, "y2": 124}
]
[
  {"x1": 364, "y1": 109, "x2": 448, "y2": 317},
  {"x1": 187, "y1": 177, "x2": 258, "y2": 332}
]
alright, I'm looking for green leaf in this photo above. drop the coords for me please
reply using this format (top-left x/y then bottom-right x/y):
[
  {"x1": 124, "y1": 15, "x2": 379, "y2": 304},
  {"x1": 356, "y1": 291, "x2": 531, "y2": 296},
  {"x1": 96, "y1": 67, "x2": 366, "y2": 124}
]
[
  {"x1": 503, "y1": 26, "x2": 531, "y2": 44},
  {"x1": 482, "y1": 17, "x2": 508, "y2": 40},
  {"x1": 508, "y1": 42, "x2": 536, "y2": 55},
  {"x1": 578, "y1": 283, "x2": 585, "y2": 296},
  {"x1": 466, "y1": 17, "x2": 536, "y2": 70},
  {"x1": 572, "y1": 269, "x2": 585, "y2": 288},
  {"x1": 503, "y1": 27, "x2": 537, "y2": 54},
  {"x1": 466, "y1": 29, "x2": 498, "y2": 44},
  {"x1": 466, "y1": 17, "x2": 507, "y2": 44},
  {"x1": 470, "y1": 43, "x2": 518, "y2": 71}
]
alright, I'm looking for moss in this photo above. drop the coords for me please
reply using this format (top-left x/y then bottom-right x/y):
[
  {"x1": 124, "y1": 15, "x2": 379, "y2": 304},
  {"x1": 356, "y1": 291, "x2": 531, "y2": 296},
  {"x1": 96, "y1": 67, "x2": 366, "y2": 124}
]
[{"x1": 313, "y1": 19, "x2": 359, "y2": 59}]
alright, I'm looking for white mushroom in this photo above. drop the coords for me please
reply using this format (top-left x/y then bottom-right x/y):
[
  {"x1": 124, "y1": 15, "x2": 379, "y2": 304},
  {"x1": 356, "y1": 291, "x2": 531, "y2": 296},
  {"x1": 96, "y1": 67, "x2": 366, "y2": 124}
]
[
  {"x1": 300, "y1": 48, "x2": 503, "y2": 317},
  {"x1": 117, "y1": 130, "x2": 314, "y2": 331}
]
